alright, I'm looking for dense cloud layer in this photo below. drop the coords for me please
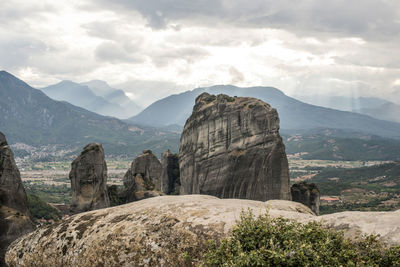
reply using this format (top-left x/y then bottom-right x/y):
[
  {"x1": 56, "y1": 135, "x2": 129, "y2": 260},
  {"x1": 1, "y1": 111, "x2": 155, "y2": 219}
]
[{"x1": 0, "y1": 0, "x2": 399, "y2": 105}]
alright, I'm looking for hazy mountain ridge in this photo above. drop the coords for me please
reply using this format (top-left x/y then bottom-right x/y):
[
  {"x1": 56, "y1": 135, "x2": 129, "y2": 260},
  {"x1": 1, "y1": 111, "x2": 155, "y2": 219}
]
[
  {"x1": 356, "y1": 102, "x2": 400, "y2": 123},
  {"x1": 82, "y1": 80, "x2": 142, "y2": 116},
  {"x1": 0, "y1": 71, "x2": 179, "y2": 158},
  {"x1": 292, "y1": 95, "x2": 391, "y2": 111},
  {"x1": 293, "y1": 95, "x2": 400, "y2": 123},
  {"x1": 129, "y1": 85, "x2": 400, "y2": 139},
  {"x1": 41, "y1": 80, "x2": 141, "y2": 119}
]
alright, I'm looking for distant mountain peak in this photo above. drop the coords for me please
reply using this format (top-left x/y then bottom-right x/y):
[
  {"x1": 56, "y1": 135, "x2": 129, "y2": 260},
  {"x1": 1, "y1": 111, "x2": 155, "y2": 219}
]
[{"x1": 40, "y1": 79, "x2": 142, "y2": 119}]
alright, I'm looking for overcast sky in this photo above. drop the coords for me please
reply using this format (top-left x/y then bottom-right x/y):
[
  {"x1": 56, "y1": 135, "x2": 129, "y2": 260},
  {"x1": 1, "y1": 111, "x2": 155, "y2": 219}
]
[{"x1": 1, "y1": 0, "x2": 400, "y2": 105}]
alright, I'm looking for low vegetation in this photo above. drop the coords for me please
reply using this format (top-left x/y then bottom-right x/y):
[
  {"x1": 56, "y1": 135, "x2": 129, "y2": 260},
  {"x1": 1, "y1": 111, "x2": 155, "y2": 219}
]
[
  {"x1": 202, "y1": 211, "x2": 400, "y2": 266},
  {"x1": 27, "y1": 193, "x2": 62, "y2": 221}
]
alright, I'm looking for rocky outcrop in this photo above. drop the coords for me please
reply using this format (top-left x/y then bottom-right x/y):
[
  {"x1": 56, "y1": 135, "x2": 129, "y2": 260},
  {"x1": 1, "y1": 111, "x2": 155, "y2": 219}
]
[
  {"x1": 69, "y1": 143, "x2": 109, "y2": 214},
  {"x1": 0, "y1": 132, "x2": 34, "y2": 266},
  {"x1": 6, "y1": 195, "x2": 400, "y2": 266},
  {"x1": 179, "y1": 93, "x2": 291, "y2": 201},
  {"x1": 291, "y1": 182, "x2": 320, "y2": 215},
  {"x1": 160, "y1": 150, "x2": 180, "y2": 194},
  {"x1": 123, "y1": 150, "x2": 163, "y2": 202}
]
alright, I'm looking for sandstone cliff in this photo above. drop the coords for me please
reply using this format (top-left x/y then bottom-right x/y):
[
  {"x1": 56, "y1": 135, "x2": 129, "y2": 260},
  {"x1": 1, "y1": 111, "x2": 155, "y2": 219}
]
[
  {"x1": 6, "y1": 195, "x2": 400, "y2": 266},
  {"x1": 179, "y1": 93, "x2": 291, "y2": 201},
  {"x1": 291, "y1": 182, "x2": 320, "y2": 215},
  {"x1": 69, "y1": 143, "x2": 110, "y2": 214},
  {"x1": 123, "y1": 150, "x2": 163, "y2": 202},
  {"x1": 160, "y1": 150, "x2": 180, "y2": 195},
  {"x1": 0, "y1": 132, "x2": 34, "y2": 266}
]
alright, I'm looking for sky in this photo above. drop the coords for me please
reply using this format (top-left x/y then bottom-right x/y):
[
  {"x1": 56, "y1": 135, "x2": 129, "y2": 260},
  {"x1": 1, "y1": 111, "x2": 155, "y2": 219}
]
[{"x1": 1, "y1": 0, "x2": 400, "y2": 106}]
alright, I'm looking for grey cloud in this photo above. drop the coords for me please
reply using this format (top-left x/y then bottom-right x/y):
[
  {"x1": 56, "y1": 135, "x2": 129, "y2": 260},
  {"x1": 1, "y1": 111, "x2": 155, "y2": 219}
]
[
  {"x1": 82, "y1": 21, "x2": 120, "y2": 40},
  {"x1": 93, "y1": 0, "x2": 400, "y2": 41},
  {"x1": 95, "y1": 41, "x2": 146, "y2": 63},
  {"x1": 0, "y1": 1, "x2": 56, "y2": 27},
  {"x1": 94, "y1": 0, "x2": 223, "y2": 29},
  {"x1": 229, "y1": 66, "x2": 244, "y2": 84},
  {"x1": 0, "y1": 36, "x2": 47, "y2": 70},
  {"x1": 150, "y1": 46, "x2": 209, "y2": 67}
]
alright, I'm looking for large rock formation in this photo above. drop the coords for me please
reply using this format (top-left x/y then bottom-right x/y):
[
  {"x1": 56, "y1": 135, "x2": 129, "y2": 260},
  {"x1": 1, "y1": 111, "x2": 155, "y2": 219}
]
[
  {"x1": 291, "y1": 182, "x2": 320, "y2": 215},
  {"x1": 160, "y1": 150, "x2": 180, "y2": 195},
  {"x1": 123, "y1": 150, "x2": 163, "y2": 202},
  {"x1": 0, "y1": 132, "x2": 34, "y2": 266},
  {"x1": 6, "y1": 195, "x2": 400, "y2": 266},
  {"x1": 179, "y1": 93, "x2": 291, "y2": 201},
  {"x1": 69, "y1": 143, "x2": 110, "y2": 214}
]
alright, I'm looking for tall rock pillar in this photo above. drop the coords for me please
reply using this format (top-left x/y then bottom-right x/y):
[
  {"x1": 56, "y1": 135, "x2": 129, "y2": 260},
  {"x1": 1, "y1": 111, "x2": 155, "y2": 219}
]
[
  {"x1": 69, "y1": 143, "x2": 110, "y2": 214},
  {"x1": 0, "y1": 132, "x2": 34, "y2": 265},
  {"x1": 179, "y1": 93, "x2": 291, "y2": 201}
]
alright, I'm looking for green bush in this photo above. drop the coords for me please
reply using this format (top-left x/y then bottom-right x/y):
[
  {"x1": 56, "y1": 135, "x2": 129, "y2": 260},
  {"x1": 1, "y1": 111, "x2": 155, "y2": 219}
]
[
  {"x1": 27, "y1": 193, "x2": 62, "y2": 221},
  {"x1": 202, "y1": 211, "x2": 400, "y2": 266}
]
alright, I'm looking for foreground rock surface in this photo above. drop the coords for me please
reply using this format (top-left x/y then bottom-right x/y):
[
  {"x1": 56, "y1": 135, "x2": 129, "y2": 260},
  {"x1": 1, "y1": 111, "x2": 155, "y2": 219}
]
[
  {"x1": 6, "y1": 195, "x2": 400, "y2": 266},
  {"x1": 69, "y1": 143, "x2": 110, "y2": 214},
  {"x1": 123, "y1": 150, "x2": 163, "y2": 202},
  {"x1": 180, "y1": 93, "x2": 291, "y2": 201},
  {"x1": 0, "y1": 132, "x2": 34, "y2": 266}
]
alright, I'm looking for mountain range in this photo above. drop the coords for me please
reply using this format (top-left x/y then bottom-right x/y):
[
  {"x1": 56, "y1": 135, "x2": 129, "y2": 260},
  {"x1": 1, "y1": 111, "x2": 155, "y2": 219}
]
[
  {"x1": 293, "y1": 95, "x2": 400, "y2": 123},
  {"x1": 41, "y1": 80, "x2": 141, "y2": 119},
  {"x1": 0, "y1": 71, "x2": 178, "y2": 158},
  {"x1": 3, "y1": 71, "x2": 400, "y2": 161},
  {"x1": 129, "y1": 85, "x2": 400, "y2": 139}
]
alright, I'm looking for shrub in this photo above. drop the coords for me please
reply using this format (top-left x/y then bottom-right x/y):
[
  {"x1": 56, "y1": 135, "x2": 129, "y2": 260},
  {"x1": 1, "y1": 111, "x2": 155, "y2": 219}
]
[
  {"x1": 27, "y1": 193, "x2": 62, "y2": 221},
  {"x1": 202, "y1": 210, "x2": 400, "y2": 266}
]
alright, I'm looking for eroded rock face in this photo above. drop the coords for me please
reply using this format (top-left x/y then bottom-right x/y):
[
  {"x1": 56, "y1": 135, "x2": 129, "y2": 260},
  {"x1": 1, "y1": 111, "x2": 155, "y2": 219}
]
[
  {"x1": 179, "y1": 93, "x2": 291, "y2": 201},
  {"x1": 69, "y1": 143, "x2": 109, "y2": 214},
  {"x1": 6, "y1": 195, "x2": 400, "y2": 266},
  {"x1": 160, "y1": 150, "x2": 180, "y2": 195},
  {"x1": 291, "y1": 182, "x2": 320, "y2": 215},
  {"x1": 0, "y1": 132, "x2": 34, "y2": 266},
  {"x1": 123, "y1": 150, "x2": 162, "y2": 202}
]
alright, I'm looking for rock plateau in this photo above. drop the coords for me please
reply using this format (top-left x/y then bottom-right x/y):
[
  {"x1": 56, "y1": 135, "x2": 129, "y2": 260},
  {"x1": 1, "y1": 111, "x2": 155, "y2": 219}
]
[
  {"x1": 6, "y1": 195, "x2": 400, "y2": 266},
  {"x1": 179, "y1": 93, "x2": 291, "y2": 201},
  {"x1": 0, "y1": 132, "x2": 34, "y2": 266},
  {"x1": 69, "y1": 143, "x2": 110, "y2": 214}
]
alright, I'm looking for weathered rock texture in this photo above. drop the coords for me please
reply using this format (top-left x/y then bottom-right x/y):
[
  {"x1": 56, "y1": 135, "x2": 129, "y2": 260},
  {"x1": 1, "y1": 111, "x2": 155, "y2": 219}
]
[
  {"x1": 179, "y1": 93, "x2": 291, "y2": 201},
  {"x1": 6, "y1": 195, "x2": 400, "y2": 266},
  {"x1": 160, "y1": 150, "x2": 180, "y2": 195},
  {"x1": 291, "y1": 182, "x2": 320, "y2": 215},
  {"x1": 123, "y1": 150, "x2": 162, "y2": 202},
  {"x1": 0, "y1": 132, "x2": 34, "y2": 266},
  {"x1": 69, "y1": 143, "x2": 109, "y2": 214}
]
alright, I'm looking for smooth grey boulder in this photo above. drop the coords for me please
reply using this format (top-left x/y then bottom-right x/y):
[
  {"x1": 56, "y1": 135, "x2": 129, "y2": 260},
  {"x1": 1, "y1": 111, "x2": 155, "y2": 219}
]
[
  {"x1": 123, "y1": 150, "x2": 163, "y2": 202},
  {"x1": 69, "y1": 143, "x2": 110, "y2": 214},
  {"x1": 291, "y1": 182, "x2": 320, "y2": 215},
  {"x1": 179, "y1": 93, "x2": 291, "y2": 201},
  {"x1": 160, "y1": 150, "x2": 180, "y2": 195},
  {"x1": 7, "y1": 195, "x2": 400, "y2": 266},
  {"x1": 0, "y1": 132, "x2": 34, "y2": 266}
]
